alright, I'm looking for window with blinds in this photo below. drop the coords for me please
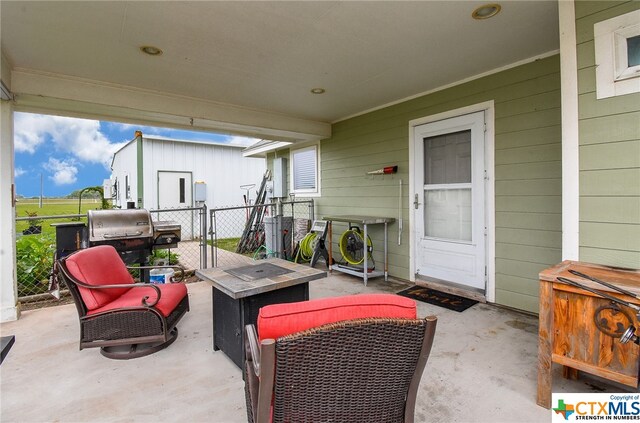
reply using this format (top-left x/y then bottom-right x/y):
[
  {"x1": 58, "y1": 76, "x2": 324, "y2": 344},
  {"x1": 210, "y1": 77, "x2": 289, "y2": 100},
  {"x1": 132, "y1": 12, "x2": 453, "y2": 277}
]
[{"x1": 291, "y1": 144, "x2": 319, "y2": 194}]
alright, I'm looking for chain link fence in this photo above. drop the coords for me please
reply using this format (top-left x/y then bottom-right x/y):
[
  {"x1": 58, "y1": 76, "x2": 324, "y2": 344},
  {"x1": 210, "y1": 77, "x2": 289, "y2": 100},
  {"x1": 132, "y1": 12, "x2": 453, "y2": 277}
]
[
  {"x1": 15, "y1": 214, "x2": 86, "y2": 309},
  {"x1": 149, "y1": 205, "x2": 208, "y2": 271},
  {"x1": 209, "y1": 200, "x2": 314, "y2": 268},
  {"x1": 15, "y1": 205, "x2": 208, "y2": 310},
  {"x1": 14, "y1": 201, "x2": 314, "y2": 309}
]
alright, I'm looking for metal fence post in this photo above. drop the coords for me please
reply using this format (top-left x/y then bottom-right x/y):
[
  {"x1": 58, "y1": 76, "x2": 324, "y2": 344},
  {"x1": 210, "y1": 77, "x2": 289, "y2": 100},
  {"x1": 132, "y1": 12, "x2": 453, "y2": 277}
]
[
  {"x1": 200, "y1": 204, "x2": 208, "y2": 269},
  {"x1": 210, "y1": 209, "x2": 217, "y2": 268}
]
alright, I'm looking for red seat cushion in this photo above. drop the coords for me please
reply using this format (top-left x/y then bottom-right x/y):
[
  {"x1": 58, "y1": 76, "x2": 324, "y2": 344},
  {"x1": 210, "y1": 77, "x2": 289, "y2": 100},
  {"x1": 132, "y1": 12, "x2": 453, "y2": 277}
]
[
  {"x1": 257, "y1": 294, "x2": 417, "y2": 342},
  {"x1": 65, "y1": 245, "x2": 134, "y2": 311},
  {"x1": 87, "y1": 283, "x2": 188, "y2": 317}
]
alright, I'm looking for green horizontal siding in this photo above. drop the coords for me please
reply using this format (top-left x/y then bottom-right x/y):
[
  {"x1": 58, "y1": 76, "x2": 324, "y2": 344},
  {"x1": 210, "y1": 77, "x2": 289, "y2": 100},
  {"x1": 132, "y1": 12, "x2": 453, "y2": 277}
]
[
  {"x1": 495, "y1": 144, "x2": 561, "y2": 165},
  {"x1": 575, "y1": 1, "x2": 628, "y2": 19},
  {"x1": 495, "y1": 274, "x2": 540, "y2": 297},
  {"x1": 495, "y1": 179, "x2": 562, "y2": 196},
  {"x1": 580, "y1": 222, "x2": 640, "y2": 252},
  {"x1": 495, "y1": 290, "x2": 540, "y2": 314},
  {"x1": 576, "y1": 0, "x2": 640, "y2": 269},
  {"x1": 580, "y1": 247, "x2": 640, "y2": 269},
  {"x1": 495, "y1": 212, "x2": 562, "y2": 232},
  {"x1": 580, "y1": 169, "x2": 640, "y2": 196},
  {"x1": 575, "y1": 1, "x2": 640, "y2": 44},
  {"x1": 576, "y1": 41, "x2": 595, "y2": 71},
  {"x1": 580, "y1": 140, "x2": 640, "y2": 170},
  {"x1": 580, "y1": 197, "x2": 640, "y2": 224},
  {"x1": 496, "y1": 195, "x2": 561, "y2": 214},
  {"x1": 496, "y1": 162, "x2": 562, "y2": 181},
  {"x1": 272, "y1": 55, "x2": 562, "y2": 314},
  {"x1": 495, "y1": 125, "x2": 561, "y2": 150},
  {"x1": 496, "y1": 228, "x2": 562, "y2": 249},
  {"x1": 579, "y1": 112, "x2": 640, "y2": 145}
]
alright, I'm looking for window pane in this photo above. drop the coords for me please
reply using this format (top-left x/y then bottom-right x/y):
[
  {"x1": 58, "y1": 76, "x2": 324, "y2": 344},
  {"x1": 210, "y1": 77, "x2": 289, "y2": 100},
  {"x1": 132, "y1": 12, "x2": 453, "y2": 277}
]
[
  {"x1": 424, "y1": 130, "x2": 471, "y2": 184},
  {"x1": 293, "y1": 147, "x2": 317, "y2": 191},
  {"x1": 179, "y1": 178, "x2": 185, "y2": 203},
  {"x1": 628, "y1": 35, "x2": 640, "y2": 67},
  {"x1": 424, "y1": 188, "x2": 471, "y2": 241}
]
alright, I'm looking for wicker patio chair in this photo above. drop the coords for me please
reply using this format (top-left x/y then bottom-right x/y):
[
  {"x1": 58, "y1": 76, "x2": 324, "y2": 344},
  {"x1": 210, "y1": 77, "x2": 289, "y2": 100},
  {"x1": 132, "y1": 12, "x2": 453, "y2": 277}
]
[
  {"x1": 56, "y1": 245, "x2": 190, "y2": 359},
  {"x1": 244, "y1": 294, "x2": 437, "y2": 423}
]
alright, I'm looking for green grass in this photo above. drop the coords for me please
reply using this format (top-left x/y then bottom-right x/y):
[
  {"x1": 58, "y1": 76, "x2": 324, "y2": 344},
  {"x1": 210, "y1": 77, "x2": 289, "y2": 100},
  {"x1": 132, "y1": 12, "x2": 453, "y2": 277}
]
[
  {"x1": 16, "y1": 198, "x2": 107, "y2": 235},
  {"x1": 213, "y1": 237, "x2": 240, "y2": 252}
]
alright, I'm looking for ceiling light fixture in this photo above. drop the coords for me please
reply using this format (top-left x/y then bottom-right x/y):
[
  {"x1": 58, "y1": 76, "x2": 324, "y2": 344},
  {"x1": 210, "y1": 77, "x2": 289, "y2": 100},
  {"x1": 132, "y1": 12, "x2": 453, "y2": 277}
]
[
  {"x1": 310, "y1": 88, "x2": 326, "y2": 94},
  {"x1": 472, "y1": 4, "x2": 501, "y2": 20},
  {"x1": 140, "y1": 45, "x2": 163, "y2": 56}
]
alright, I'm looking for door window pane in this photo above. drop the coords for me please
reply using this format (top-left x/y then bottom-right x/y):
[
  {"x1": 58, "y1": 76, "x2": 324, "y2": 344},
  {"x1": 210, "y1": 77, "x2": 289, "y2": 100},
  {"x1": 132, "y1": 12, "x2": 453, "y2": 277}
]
[
  {"x1": 179, "y1": 178, "x2": 186, "y2": 203},
  {"x1": 424, "y1": 130, "x2": 471, "y2": 184},
  {"x1": 424, "y1": 188, "x2": 471, "y2": 241}
]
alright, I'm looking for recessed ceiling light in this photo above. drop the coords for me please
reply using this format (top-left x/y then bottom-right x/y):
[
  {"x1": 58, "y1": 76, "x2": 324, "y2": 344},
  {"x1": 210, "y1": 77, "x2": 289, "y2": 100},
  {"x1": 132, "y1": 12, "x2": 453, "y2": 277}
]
[
  {"x1": 472, "y1": 4, "x2": 501, "y2": 20},
  {"x1": 140, "y1": 45, "x2": 163, "y2": 56},
  {"x1": 310, "y1": 88, "x2": 326, "y2": 94}
]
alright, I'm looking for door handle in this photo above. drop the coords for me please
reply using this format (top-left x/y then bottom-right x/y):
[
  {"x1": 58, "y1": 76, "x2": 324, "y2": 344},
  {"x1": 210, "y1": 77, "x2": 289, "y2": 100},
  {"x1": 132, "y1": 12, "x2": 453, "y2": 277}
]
[{"x1": 414, "y1": 193, "x2": 421, "y2": 209}]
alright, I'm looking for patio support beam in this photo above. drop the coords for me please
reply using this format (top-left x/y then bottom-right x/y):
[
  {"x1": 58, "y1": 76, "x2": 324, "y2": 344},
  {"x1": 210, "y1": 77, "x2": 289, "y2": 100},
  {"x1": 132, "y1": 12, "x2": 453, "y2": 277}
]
[
  {"x1": 10, "y1": 69, "x2": 331, "y2": 143},
  {"x1": 0, "y1": 51, "x2": 19, "y2": 322},
  {"x1": 559, "y1": 0, "x2": 580, "y2": 260}
]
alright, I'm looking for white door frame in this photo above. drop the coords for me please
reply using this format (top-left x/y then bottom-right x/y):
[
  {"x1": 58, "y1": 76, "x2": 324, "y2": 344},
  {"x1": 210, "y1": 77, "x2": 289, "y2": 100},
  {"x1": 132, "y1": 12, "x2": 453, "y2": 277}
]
[{"x1": 408, "y1": 101, "x2": 496, "y2": 302}]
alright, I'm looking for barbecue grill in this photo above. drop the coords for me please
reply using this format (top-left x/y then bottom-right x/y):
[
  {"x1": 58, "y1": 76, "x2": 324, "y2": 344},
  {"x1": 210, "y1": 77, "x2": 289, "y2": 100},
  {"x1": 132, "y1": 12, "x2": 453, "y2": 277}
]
[{"x1": 55, "y1": 209, "x2": 181, "y2": 265}]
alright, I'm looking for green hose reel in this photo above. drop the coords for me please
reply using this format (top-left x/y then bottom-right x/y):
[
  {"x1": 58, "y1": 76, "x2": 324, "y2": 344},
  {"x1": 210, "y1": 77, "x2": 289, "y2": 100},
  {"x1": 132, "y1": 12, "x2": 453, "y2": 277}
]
[
  {"x1": 338, "y1": 226, "x2": 373, "y2": 266},
  {"x1": 294, "y1": 221, "x2": 329, "y2": 267}
]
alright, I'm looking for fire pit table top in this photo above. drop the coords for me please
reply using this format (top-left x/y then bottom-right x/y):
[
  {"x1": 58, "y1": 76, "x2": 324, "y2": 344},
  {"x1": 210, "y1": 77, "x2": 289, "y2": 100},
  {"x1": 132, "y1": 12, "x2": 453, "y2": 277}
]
[{"x1": 196, "y1": 259, "x2": 326, "y2": 300}]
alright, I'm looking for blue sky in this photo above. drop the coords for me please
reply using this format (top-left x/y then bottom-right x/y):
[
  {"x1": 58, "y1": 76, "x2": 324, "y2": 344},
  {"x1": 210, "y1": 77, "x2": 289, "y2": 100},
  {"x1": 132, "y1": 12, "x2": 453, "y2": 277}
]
[{"x1": 14, "y1": 112, "x2": 258, "y2": 197}]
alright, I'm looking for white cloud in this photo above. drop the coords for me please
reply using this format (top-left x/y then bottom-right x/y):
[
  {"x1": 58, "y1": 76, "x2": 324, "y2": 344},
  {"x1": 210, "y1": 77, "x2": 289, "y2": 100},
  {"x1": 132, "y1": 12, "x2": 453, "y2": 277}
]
[
  {"x1": 14, "y1": 113, "x2": 127, "y2": 168},
  {"x1": 226, "y1": 135, "x2": 260, "y2": 146},
  {"x1": 14, "y1": 167, "x2": 26, "y2": 178},
  {"x1": 14, "y1": 113, "x2": 48, "y2": 153},
  {"x1": 44, "y1": 158, "x2": 78, "y2": 185}
]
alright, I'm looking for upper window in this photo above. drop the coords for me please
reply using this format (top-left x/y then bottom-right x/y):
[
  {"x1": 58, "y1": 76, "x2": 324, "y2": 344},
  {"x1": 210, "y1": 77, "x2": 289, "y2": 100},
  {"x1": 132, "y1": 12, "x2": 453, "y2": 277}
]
[
  {"x1": 124, "y1": 174, "x2": 131, "y2": 199},
  {"x1": 290, "y1": 144, "x2": 320, "y2": 196},
  {"x1": 594, "y1": 9, "x2": 640, "y2": 99}
]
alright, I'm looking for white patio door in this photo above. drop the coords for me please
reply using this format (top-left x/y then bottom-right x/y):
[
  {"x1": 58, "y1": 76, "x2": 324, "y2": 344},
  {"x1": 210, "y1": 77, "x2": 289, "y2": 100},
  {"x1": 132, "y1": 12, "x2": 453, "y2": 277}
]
[{"x1": 413, "y1": 111, "x2": 486, "y2": 290}]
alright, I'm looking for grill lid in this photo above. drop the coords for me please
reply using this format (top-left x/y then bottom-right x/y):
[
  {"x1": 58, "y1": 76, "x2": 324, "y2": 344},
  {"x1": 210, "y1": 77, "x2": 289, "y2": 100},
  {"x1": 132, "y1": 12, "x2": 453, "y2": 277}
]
[
  {"x1": 87, "y1": 209, "x2": 153, "y2": 242},
  {"x1": 152, "y1": 220, "x2": 181, "y2": 248}
]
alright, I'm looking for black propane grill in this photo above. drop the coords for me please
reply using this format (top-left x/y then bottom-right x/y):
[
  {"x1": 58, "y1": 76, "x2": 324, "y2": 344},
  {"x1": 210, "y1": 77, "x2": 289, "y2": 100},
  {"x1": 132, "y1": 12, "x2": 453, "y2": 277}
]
[{"x1": 54, "y1": 209, "x2": 181, "y2": 265}]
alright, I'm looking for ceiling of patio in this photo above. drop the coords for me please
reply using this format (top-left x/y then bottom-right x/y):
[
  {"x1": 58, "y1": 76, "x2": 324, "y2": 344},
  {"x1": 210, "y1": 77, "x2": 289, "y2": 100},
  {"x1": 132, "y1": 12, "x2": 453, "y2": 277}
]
[{"x1": 1, "y1": 1, "x2": 559, "y2": 124}]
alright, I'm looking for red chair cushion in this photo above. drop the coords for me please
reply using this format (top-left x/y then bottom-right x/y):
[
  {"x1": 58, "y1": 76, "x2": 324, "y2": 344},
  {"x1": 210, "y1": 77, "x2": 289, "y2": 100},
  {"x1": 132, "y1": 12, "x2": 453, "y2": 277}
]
[
  {"x1": 257, "y1": 294, "x2": 417, "y2": 342},
  {"x1": 87, "y1": 282, "x2": 188, "y2": 317},
  {"x1": 65, "y1": 245, "x2": 134, "y2": 311}
]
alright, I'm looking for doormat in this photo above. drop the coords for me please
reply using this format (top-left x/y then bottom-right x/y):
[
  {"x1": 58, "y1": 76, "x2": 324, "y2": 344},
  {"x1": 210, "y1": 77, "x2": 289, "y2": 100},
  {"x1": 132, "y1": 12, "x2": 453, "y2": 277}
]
[{"x1": 397, "y1": 286, "x2": 478, "y2": 312}]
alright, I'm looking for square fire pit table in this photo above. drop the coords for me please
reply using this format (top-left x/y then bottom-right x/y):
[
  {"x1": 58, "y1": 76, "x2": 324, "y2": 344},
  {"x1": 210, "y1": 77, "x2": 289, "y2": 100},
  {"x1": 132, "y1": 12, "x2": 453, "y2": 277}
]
[{"x1": 196, "y1": 258, "x2": 326, "y2": 368}]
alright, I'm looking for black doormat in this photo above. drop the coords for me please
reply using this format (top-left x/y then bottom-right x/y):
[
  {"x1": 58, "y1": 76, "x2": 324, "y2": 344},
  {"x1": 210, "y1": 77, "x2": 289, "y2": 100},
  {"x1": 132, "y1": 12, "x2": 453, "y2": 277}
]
[{"x1": 397, "y1": 286, "x2": 478, "y2": 312}]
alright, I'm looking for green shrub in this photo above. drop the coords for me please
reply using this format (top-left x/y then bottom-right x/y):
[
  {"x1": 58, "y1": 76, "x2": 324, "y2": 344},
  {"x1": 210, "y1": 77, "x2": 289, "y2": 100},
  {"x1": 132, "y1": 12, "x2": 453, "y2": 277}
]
[
  {"x1": 16, "y1": 233, "x2": 55, "y2": 297},
  {"x1": 151, "y1": 249, "x2": 179, "y2": 265}
]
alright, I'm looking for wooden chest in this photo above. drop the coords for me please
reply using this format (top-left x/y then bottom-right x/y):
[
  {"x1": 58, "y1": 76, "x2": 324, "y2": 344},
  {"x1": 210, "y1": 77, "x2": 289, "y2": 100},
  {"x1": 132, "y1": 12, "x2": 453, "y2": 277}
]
[{"x1": 537, "y1": 261, "x2": 640, "y2": 408}]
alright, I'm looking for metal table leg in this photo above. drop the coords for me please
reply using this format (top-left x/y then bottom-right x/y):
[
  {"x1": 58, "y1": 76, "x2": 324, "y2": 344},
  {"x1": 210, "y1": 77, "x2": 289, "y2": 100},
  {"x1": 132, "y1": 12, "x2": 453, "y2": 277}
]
[
  {"x1": 363, "y1": 223, "x2": 368, "y2": 286},
  {"x1": 384, "y1": 222, "x2": 388, "y2": 281}
]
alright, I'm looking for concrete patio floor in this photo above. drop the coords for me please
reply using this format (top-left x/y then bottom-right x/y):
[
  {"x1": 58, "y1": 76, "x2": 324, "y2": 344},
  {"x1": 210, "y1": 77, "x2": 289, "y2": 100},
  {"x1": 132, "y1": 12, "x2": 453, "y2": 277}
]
[{"x1": 1, "y1": 271, "x2": 634, "y2": 423}]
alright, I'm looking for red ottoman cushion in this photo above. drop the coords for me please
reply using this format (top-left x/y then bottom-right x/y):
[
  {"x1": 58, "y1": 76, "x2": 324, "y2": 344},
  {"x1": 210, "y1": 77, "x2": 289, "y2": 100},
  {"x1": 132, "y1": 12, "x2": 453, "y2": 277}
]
[
  {"x1": 87, "y1": 282, "x2": 188, "y2": 317},
  {"x1": 257, "y1": 294, "x2": 417, "y2": 342}
]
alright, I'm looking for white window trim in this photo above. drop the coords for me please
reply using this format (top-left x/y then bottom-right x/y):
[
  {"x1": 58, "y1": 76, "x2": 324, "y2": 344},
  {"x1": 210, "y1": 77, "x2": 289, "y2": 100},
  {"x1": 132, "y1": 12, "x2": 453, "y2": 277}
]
[
  {"x1": 289, "y1": 142, "x2": 321, "y2": 197},
  {"x1": 594, "y1": 9, "x2": 640, "y2": 99}
]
